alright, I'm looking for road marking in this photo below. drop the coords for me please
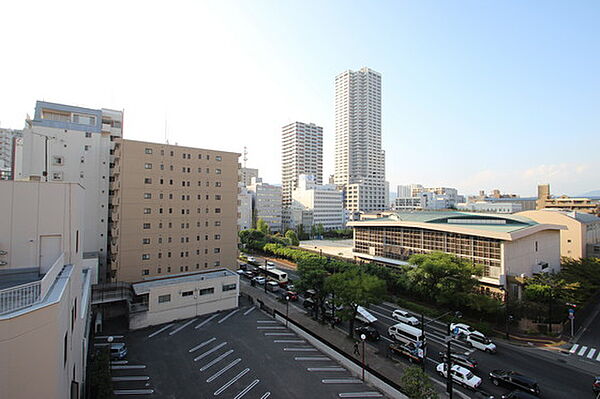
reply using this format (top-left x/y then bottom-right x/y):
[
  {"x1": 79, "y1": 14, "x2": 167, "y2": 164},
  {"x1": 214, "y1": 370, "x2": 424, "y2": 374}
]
[
  {"x1": 195, "y1": 314, "x2": 220, "y2": 329},
  {"x1": 578, "y1": 345, "x2": 588, "y2": 356},
  {"x1": 148, "y1": 323, "x2": 174, "y2": 338},
  {"x1": 233, "y1": 379, "x2": 260, "y2": 399},
  {"x1": 95, "y1": 335, "x2": 124, "y2": 339},
  {"x1": 338, "y1": 392, "x2": 383, "y2": 398},
  {"x1": 257, "y1": 326, "x2": 286, "y2": 329},
  {"x1": 265, "y1": 333, "x2": 295, "y2": 336},
  {"x1": 200, "y1": 349, "x2": 234, "y2": 371},
  {"x1": 256, "y1": 320, "x2": 277, "y2": 323},
  {"x1": 189, "y1": 337, "x2": 217, "y2": 353},
  {"x1": 243, "y1": 306, "x2": 256, "y2": 315},
  {"x1": 588, "y1": 348, "x2": 597, "y2": 359},
  {"x1": 381, "y1": 336, "x2": 394, "y2": 343},
  {"x1": 207, "y1": 358, "x2": 242, "y2": 382},
  {"x1": 214, "y1": 368, "x2": 250, "y2": 396},
  {"x1": 111, "y1": 360, "x2": 128, "y2": 365},
  {"x1": 274, "y1": 340, "x2": 305, "y2": 343},
  {"x1": 111, "y1": 365, "x2": 146, "y2": 370},
  {"x1": 114, "y1": 389, "x2": 154, "y2": 395},
  {"x1": 596, "y1": 351, "x2": 600, "y2": 361},
  {"x1": 218, "y1": 309, "x2": 240, "y2": 324},
  {"x1": 260, "y1": 392, "x2": 271, "y2": 399},
  {"x1": 294, "y1": 356, "x2": 331, "y2": 361},
  {"x1": 367, "y1": 307, "x2": 399, "y2": 323},
  {"x1": 194, "y1": 342, "x2": 228, "y2": 362},
  {"x1": 322, "y1": 379, "x2": 363, "y2": 384},
  {"x1": 169, "y1": 318, "x2": 197, "y2": 335},
  {"x1": 112, "y1": 376, "x2": 150, "y2": 381},
  {"x1": 569, "y1": 344, "x2": 579, "y2": 353},
  {"x1": 307, "y1": 367, "x2": 346, "y2": 372},
  {"x1": 283, "y1": 347, "x2": 317, "y2": 352}
]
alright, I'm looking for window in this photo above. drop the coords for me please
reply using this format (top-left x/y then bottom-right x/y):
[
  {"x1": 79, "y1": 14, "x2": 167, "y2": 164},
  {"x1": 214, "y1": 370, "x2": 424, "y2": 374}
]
[
  {"x1": 157, "y1": 267, "x2": 162, "y2": 273},
  {"x1": 144, "y1": 163, "x2": 152, "y2": 169},
  {"x1": 215, "y1": 182, "x2": 222, "y2": 187},
  {"x1": 535, "y1": 241, "x2": 538, "y2": 252},
  {"x1": 215, "y1": 169, "x2": 222, "y2": 175},
  {"x1": 199, "y1": 287, "x2": 214, "y2": 296},
  {"x1": 216, "y1": 156, "x2": 222, "y2": 161},
  {"x1": 144, "y1": 178, "x2": 152, "y2": 184},
  {"x1": 63, "y1": 332, "x2": 68, "y2": 366},
  {"x1": 84, "y1": 145, "x2": 91, "y2": 151},
  {"x1": 52, "y1": 172, "x2": 63, "y2": 181},
  {"x1": 215, "y1": 195, "x2": 221, "y2": 200},
  {"x1": 214, "y1": 234, "x2": 221, "y2": 240},
  {"x1": 215, "y1": 221, "x2": 221, "y2": 226},
  {"x1": 160, "y1": 149, "x2": 164, "y2": 156},
  {"x1": 142, "y1": 254, "x2": 150, "y2": 260},
  {"x1": 214, "y1": 248, "x2": 221, "y2": 254},
  {"x1": 214, "y1": 261, "x2": 220, "y2": 266},
  {"x1": 158, "y1": 237, "x2": 162, "y2": 243},
  {"x1": 160, "y1": 164, "x2": 164, "y2": 170},
  {"x1": 142, "y1": 269, "x2": 149, "y2": 275},
  {"x1": 145, "y1": 148, "x2": 153, "y2": 154},
  {"x1": 143, "y1": 223, "x2": 151, "y2": 229},
  {"x1": 85, "y1": 132, "x2": 92, "y2": 138},
  {"x1": 170, "y1": 151, "x2": 174, "y2": 156},
  {"x1": 144, "y1": 208, "x2": 151, "y2": 214},
  {"x1": 182, "y1": 290, "x2": 194, "y2": 297},
  {"x1": 158, "y1": 252, "x2": 162, "y2": 259},
  {"x1": 215, "y1": 208, "x2": 221, "y2": 213},
  {"x1": 142, "y1": 238, "x2": 150, "y2": 244},
  {"x1": 198, "y1": 154, "x2": 202, "y2": 159},
  {"x1": 52, "y1": 156, "x2": 64, "y2": 165},
  {"x1": 222, "y1": 283, "x2": 236, "y2": 292},
  {"x1": 144, "y1": 193, "x2": 152, "y2": 199},
  {"x1": 158, "y1": 294, "x2": 171, "y2": 303},
  {"x1": 206, "y1": 168, "x2": 210, "y2": 173}
]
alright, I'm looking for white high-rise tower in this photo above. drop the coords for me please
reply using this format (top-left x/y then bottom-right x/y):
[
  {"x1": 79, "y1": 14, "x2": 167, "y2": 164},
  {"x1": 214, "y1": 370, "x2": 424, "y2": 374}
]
[{"x1": 334, "y1": 67, "x2": 385, "y2": 218}]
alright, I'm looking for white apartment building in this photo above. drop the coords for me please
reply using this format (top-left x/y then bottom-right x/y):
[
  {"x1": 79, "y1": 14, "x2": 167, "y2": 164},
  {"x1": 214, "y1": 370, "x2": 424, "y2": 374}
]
[
  {"x1": 458, "y1": 201, "x2": 523, "y2": 214},
  {"x1": 334, "y1": 67, "x2": 386, "y2": 218},
  {"x1": 281, "y1": 122, "x2": 323, "y2": 227},
  {"x1": 19, "y1": 101, "x2": 123, "y2": 282},
  {"x1": 247, "y1": 177, "x2": 283, "y2": 233},
  {"x1": 0, "y1": 181, "x2": 94, "y2": 399},
  {"x1": 239, "y1": 167, "x2": 259, "y2": 186},
  {"x1": 0, "y1": 128, "x2": 22, "y2": 180},
  {"x1": 238, "y1": 184, "x2": 253, "y2": 231},
  {"x1": 291, "y1": 174, "x2": 344, "y2": 230}
]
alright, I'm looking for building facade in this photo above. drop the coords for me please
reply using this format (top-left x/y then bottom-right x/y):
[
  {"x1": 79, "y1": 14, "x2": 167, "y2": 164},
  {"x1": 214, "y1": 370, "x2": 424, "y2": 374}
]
[
  {"x1": 334, "y1": 67, "x2": 386, "y2": 217},
  {"x1": 291, "y1": 174, "x2": 344, "y2": 231},
  {"x1": 20, "y1": 101, "x2": 123, "y2": 281},
  {"x1": 109, "y1": 139, "x2": 240, "y2": 282},
  {"x1": 0, "y1": 128, "x2": 23, "y2": 180},
  {"x1": 248, "y1": 178, "x2": 283, "y2": 233},
  {"x1": 0, "y1": 181, "x2": 93, "y2": 399},
  {"x1": 457, "y1": 201, "x2": 523, "y2": 214},
  {"x1": 282, "y1": 122, "x2": 323, "y2": 228},
  {"x1": 239, "y1": 167, "x2": 258, "y2": 186},
  {"x1": 348, "y1": 212, "x2": 562, "y2": 292},
  {"x1": 237, "y1": 185, "x2": 253, "y2": 231},
  {"x1": 537, "y1": 184, "x2": 599, "y2": 214}
]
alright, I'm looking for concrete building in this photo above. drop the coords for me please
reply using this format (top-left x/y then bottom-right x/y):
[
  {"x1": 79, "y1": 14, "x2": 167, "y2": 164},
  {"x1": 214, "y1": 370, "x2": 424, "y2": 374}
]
[
  {"x1": 238, "y1": 185, "x2": 253, "y2": 231},
  {"x1": 282, "y1": 122, "x2": 323, "y2": 228},
  {"x1": 108, "y1": 139, "x2": 240, "y2": 282},
  {"x1": 348, "y1": 212, "x2": 563, "y2": 293},
  {"x1": 518, "y1": 209, "x2": 600, "y2": 259},
  {"x1": 291, "y1": 174, "x2": 344, "y2": 231},
  {"x1": 0, "y1": 181, "x2": 93, "y2": 399},
  {"x1": 537, "y1": 184, "x2": 599, "y2": 215},
  {"x1": 0, "y1": 128, "x2": 22, "y2": 180},
  {"x1": 247, "y1": 178, "x2": 283, "y2": 233},
  {"x1": 397, "y1": 185, "x2": 413, "y2": 198},
  {"x1": 393, "y1": 195, "x2": 427, "y2": 211},
  {"x1": 334, "y1": 67, "x2": 386, "y2": 217},
  {"x1": 20, "y1": 101, "x2": 123, "y2": 282},
  {"x1": 457, "y1": 201, "x2": 523, "y2": 214},
  {"x1": 239, "y1": 167, "x2": 259, "y2": 186}
]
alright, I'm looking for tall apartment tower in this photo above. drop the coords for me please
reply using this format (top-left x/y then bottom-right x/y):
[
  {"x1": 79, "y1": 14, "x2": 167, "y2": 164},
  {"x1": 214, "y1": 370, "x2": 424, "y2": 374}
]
[
  {"x1": 281, "y1": 122, "x2": 323, "y2": 227},
  {"x1": 20, "y1": 101, "x2": 123, "y2": 281},
  {"x1": 0, "y1": 128, "x2": 23, "y2": 180},
  {"x1": 334, "y1": 67, "x2": 385, "y2": 218}
]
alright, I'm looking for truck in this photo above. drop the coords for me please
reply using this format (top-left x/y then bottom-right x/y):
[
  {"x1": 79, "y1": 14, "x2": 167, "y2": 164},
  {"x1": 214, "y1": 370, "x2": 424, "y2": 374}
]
[{"x1": 388, "y1": 342, "x2": 423, "y2": 364}]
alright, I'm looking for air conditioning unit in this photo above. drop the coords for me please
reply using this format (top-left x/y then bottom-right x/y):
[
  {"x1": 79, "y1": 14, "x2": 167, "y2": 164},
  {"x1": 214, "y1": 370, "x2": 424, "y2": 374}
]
[
  {"x1": 0, "y1": 261, "x2": 8, "y2": 266},
  {"x1": 0, "y1": 250, "x2": 7, "y2": 256}
]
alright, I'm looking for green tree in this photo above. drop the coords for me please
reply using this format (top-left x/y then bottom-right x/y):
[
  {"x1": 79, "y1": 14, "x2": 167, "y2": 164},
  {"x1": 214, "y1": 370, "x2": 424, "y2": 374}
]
[
  {"x1": 310, "y1": 224, "x2": 317, "y2": 239},
  {"x1": 257, "y1": 218, "x2": 270, "y2": 235},
  {"x1": 325, "y1": 267, "x2": 386, "y2": 338},
  {"x1": 315, "y1": 223, "x2": 325, "y2": 237},
  {"x1": 524, "y1": 272, "x2": 580, "y2": 331},
  {"x1": 400, "y1": 366, "x2": 438, "y2": 399},
  {"x1": 296, "y1": 256, "x2": 330, "y2": 320},
  {"x1": 89, "y1": 349, "x2": 112, "y2": 399},
  {"x1": 285, "y1": 229, "x2": 300, "y2": 246}
]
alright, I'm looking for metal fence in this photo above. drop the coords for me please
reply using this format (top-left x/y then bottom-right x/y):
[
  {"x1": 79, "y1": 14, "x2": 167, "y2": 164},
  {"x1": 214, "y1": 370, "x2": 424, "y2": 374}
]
[{"x1": 0, "y1": 281, "x2": 42, "y2": 315}]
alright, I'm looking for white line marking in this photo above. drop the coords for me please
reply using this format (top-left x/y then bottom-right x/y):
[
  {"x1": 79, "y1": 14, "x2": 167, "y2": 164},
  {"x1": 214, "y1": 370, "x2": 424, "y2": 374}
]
[
  {"x1": 195, "y1": 342, "x2": 228, "y2": 361},
  {"x1": 260, "y1": 393, "x2": 271, "y2": 399},
  {"x1": 112, "y1": 376, "x2": 150, "y2": 381},
  {"x1": 207, "y1": 358, "x2": 242, "y2": 382},
  {"x1": 195, "y1": 313, "x2": 220, "y2": 329},
  {"x1": 338, "y1": 392, "x2": 383, "y2": 398},
  {"x1": 114, "y1": 389, "x2": 154, "y2": 395},
  {"x1": 265, "y1": 333, "x2": 295, "y2": 336},
  {"x1": 111, "y1": 360, "x2": 128, "y2": 365},
  {"x1": 596, "y1": 351, "x2": 600, "y2": 361},
  {"x1": 307, "y1": 367, "x2": 347, "y2": 372},
  {"x1": 243, "y1": 306, "x2": 256, "y2": 315},
  {"x1": 294, "y1": 356, "x2": 331, "y2": 361},
  {"x1": 218, "y1": 309, "x2": 240, "y2": 324},
  {"x1": 148, "y1": 323, "x2": 174, "y2": 338},
  {"x1": 189, "y1": 337, "x2": 217, "y2": 353},
  {"x1": 381, "y1": 336, "x2": 394, "y2": 343},
  {"x1": 200, "y1": 350, "x2": 234, "y2": 371},
  {"x1": 578, "y1": 345, "x2": 588, "y2": 356},
  {"x1": 169, "y1": 318, "x2": 197, "y2": 335},
  {"x1": 588, "y1": 348, "x2": 597, "y2": 359},
  {"x1": 322, "y1": 379, "x2": 363, "y2": 384},
  {"x1": 233, "y1": 379, "x2": 260, "y2": 399},
  {"x1": 256, "y1": 320, "x2": 278, "y2": 323},
  {"x1": 214, "y1": 368, "x2": 250, "y2": 396},
  {"x1": 274, "y1": 340, "x2": 305, "y2": 343},
  {"x1": 95, "y1": 335, "x2": 124, "y2": 339},
  {"x1": 257, "y1": 326, "x2": 286, "y2": 329},
  {"x1": 111, "y1": 365, "x2": 146, "y2": 370},
  {"x1": 569, "y1": 344, "x2": 579, "y2": 353},
  {"x1": 283, "y1": 347, "x2": 317, "y2": 352}
]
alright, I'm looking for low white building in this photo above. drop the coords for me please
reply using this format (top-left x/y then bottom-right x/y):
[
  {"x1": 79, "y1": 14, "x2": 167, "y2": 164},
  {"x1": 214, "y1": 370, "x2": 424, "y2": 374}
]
[
  {"x1": 247, "y1": 177, "x2": 283, "y2": 233},
  {"x1": 237, "y1": 184, "x2": 253, "y2": 231},
  {"x1": 458, "y1": 201, "x2": 523, "y2": 214},
  {"x1": 291, "y1": 175, "x2": 344, "y2": 230}
]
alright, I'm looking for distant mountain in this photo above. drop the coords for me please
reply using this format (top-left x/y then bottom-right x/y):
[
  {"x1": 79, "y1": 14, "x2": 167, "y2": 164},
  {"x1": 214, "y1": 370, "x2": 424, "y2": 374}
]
[{"x1": 579, "y1": 190, "x2": 600, "y2": 197}]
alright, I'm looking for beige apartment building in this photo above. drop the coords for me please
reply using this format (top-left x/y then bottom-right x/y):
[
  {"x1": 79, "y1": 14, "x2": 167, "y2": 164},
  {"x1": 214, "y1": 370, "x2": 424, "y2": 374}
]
[
  {"x1": 109, "y1": 139, "x2": 240, "y2": 282},
  {"x1": 536, "y1": 184, "x2": 599, "y2": 215}
]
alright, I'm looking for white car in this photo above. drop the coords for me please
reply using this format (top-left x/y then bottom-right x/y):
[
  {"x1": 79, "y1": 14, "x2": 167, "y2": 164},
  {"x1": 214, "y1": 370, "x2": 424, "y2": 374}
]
[
  {"x1": 267, "y1": 261, "x2": 275, "y2": 267},
  {"x1": 392, "y1": 310, "x2": 420, "y2": 326},
  {"x1": 450, "y1": 323, "x2": 482, "y2": 337},
  {"x1": 252, "y1": 276, "x2": 266, "y2": 285},
  {"x1": 436, "y1": 363, "x2": 482, "y2": 390},
  {"x1": 247, "y1": 256, "x2": 256, "y2": 263},
  {"x1": 465, "y1": 334, "x2": 497, "y2": 353}
]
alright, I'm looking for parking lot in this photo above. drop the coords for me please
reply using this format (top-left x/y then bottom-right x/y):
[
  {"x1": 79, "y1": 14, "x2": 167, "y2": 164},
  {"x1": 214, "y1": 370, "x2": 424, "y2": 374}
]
[{"x1": 104, "y1": 295, "x2": 386, "y2": 398}]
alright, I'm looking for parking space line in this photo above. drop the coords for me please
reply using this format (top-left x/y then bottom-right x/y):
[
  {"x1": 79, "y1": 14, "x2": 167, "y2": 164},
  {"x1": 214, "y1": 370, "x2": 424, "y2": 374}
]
[
  {"x1": 111, "y1": 360, "x2": 128, "y2": 365},
  {"x1": 322, "y1": 379, "x2": 363, "y2": 384},
  {"x1": 207, "y1": 358, "x2": 242, "y2": 383},
  {"x1": 243, "y1": 306, "x2": 256, "y2": 316},
  {"x1": 307, "y1": 367, "x2": 346, "y2": 372},
  {"x1": 283, "y1": 347, "x2": 317, "y2": 352},
  {"x1": 381, "y1": 336, "x2": 393, "y2": 343},
  {"x1": 194, "y1": 342, "x2": 227, "y2": 362},
  {"x1": 218, "y1": 309, "x2": 240, "y2": 324},
  {"x1": 111, "y1": 365, "x2": 146, "y2": 370},
  {"x1": 256, "y1": 320, "x2": 278, "y2": 323},
  {"x1": 260, "y1": 392, "x2": 271, "y2": 399},
  {"x1": 578, "y1": 346, "x2": 588, "y2": 356},
  {"x1": 569, "y1": 344, "x2": 579, "y2": 353},
  {"x1": 274, "y1": 340, "x2": 305, "y2": 343},
  {"x1": 257, "y1": 326, "x2": 286, "y2": 329},
  {"x1": 200, "y1": 349, "x2": 235, "y2": 372},
  {"x1": 597, "y1": 351, "x2": 600, "y2": 362},
  {"x1": 114, "y1": 389, "x2": 154, "y2": 395},
  {"x1": 233, "y1": 379, "x2": 260, "y2": 399},
  {"x1": 338, "y1": 392, "x2": 383, "y2": 398},
  {"x1": 169, "y1": 318, "x2": 197, "y2": 336},
  {"x1": 195, "y1": 313, "x2": 220, "y2": 329},
  {"x1": 265, "y1": 333, "x2": 295, "y2": 336},
  {"x1": 112, "y1": 376, "x2": 150, "y2": 381},
  {"x1": 148, "y1": 323, "x2": 174, "y2": 338},
  {"x1": 588, "y1": 348, "x2": 597, "y2": 359},
  {"x1": 294, "y1": 356, "x2": 331, "y2": 361},
  {"x1": 214, "y1": 368, "x2": 250, "y2": 396},
  {"x1": 189, "y1": 337, "x2": 217, "y2": 353}
]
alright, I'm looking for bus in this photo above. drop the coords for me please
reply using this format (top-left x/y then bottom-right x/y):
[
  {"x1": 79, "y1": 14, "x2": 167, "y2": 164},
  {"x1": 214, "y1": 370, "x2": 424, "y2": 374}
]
[
  {"x1": 388, "y1": 323, "x2": 426, "y2": 347},
  {"x1": 257, "y1": 267, "x2": 288, "y2": 284}
]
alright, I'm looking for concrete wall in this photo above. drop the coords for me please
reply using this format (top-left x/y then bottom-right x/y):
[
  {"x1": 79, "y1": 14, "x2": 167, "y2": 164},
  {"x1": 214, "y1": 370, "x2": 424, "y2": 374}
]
[{"x1": 503, "y1": 229, "x2": 561, "y2": 277}]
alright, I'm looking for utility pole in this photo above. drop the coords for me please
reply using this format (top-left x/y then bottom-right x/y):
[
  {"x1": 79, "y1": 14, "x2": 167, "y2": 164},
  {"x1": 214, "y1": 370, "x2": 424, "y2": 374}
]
[
  {"x1": 264, "y1": 259, "x2": 268, "y2": 294},
  {"x1": 446, "y1": 337, "x2": 453, "y2": 399},
  {"x1": 421, "y1": 313, "x2": 426, "y2": 372}
]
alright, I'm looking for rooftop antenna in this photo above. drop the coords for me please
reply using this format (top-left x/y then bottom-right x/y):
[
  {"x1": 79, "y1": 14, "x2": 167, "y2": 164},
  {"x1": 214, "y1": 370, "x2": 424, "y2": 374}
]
[
  {"x1": 164, "y1": 117, "x2": 169, "y2": 144},
  {"x1": 243, "y1": 146, "x2": 248, "y2": 168}
]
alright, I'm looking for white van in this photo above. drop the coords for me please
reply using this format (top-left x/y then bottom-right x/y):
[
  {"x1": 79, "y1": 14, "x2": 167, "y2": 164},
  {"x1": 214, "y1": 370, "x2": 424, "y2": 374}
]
[{"x1": 388, "y1": 323, "x2": 425, "y2": 346}]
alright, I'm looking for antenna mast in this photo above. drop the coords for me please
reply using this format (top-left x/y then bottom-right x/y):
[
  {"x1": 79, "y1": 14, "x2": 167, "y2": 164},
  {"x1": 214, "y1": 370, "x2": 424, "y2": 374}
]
[{"x1": 243, "y1": 146, "x2": 248, "y2": 168}]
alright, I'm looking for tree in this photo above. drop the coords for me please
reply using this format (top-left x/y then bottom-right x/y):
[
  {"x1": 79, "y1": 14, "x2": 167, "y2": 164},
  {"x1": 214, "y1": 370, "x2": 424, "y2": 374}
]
[
  {"x1": 296, "y1": 257, "x2": 330, "y2": 321},
  {"x1": 285, "y1": 229, "x2": 300, "y2": 246},
  {"x1": 89, "y1": 349, "x2": 112, "y2": 399},
  {"x1": 399, "y1": 366, "x2": 438, "y2": 399},
  {"x1": 257, "y1": 218, "x2": 270, "y2": 235},
  {"x1": 315, "y1": 223, "x2": 325, "y2": 237},
  {"x1": 310, "y1": 224, "x2": 317, "y2": 239},
  {"x1": 325, "y1": 267, "x2": 386, "y2": 338}
]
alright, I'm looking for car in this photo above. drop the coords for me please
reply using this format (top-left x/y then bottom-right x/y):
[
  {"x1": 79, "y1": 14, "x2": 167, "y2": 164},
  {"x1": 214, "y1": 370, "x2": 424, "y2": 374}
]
[
  {"x1": 242, "y1": 271, "x2": 254, "y2": 279},
  {"x1": 465, "y1": 333, "x2": 497, "y2": 353},
  {"x1": 501, "y1": 391, "x2": 539, "y2": 399},
  {"x1": 236, "y1": 269, "x2": 245, "y2": 275},
  {"x1": 110, "y1": 343, "x2": 127, "y2": 360},
  {"x1": 489, "y1": 370, "x2": 540, "y2": 396},
  {"x1": 252, "y1": 276, "x2": 266, "y2": 285},
  {"x1": 355, "y1": 326, "x2": 380, "y2": 341},
  {"x1": 247, "y1": 256, "x2": 256, "y2": 263},
  {"x1": 287, "y1": 284, "x2": 295, "y2": 291},
  {"x1": 282, "y1": 291, "x2": 298, "y2": 301},
  {"x1": 450, "y1": 323, "x2": 482, "y2": 337},
  {"x1": 392, "y1": 310, "x2": 420, "y2": 326},
  {"x1": 594, "y1": 376, "x2": 600, "y2": 393},
  {"x1": 267, "y1": 261, "x2": 275, "y2": 267},
  {"x1": 266, "y1": 281, "x2": 279, "y2": 292},
  {"x1": 438, "y1": 351, "x2": 478, "y2": 370},
  {"x1": 436, "y1": 363, "x2": 482, "y2": 390},
  {"x1": 389, "y1": 342, "x2": 422, "y2": 364},
  {"x1": 238, "y1": 262, "x2": 248, "y2": 270}
]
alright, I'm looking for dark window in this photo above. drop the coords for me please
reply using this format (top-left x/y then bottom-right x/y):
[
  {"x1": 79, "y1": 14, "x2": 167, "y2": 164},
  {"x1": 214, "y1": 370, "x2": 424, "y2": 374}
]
[
  {"x1": 158, "y1": 294, "x2": 171, "y2": 303},
  {"x1": 182, "y1": 291, "x2": 194, "y2": 297},
  {"x1": 199, "y1": 287, "x2": 215, "y2": 295},
  {"x1": 222, "y1": 284, "x2": 237, "y2": 292}
]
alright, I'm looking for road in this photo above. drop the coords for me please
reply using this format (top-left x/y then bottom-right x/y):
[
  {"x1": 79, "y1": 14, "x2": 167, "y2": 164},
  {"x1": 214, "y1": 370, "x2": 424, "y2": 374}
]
[{"x1": 241, "y1": 255, "x2": 594, "y2": 398}]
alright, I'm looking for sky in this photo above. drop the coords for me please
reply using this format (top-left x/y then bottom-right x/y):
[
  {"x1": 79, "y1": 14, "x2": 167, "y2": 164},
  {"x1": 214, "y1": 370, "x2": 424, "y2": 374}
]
[{"x1": 1, "y1": 0, "x2": 599, "y2": 196}]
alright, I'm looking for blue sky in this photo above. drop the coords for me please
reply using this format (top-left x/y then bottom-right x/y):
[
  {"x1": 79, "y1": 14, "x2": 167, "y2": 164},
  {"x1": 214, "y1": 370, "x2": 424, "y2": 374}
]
[{"x1": 1, "y1": 1, "x2": 598, "y2": 196}]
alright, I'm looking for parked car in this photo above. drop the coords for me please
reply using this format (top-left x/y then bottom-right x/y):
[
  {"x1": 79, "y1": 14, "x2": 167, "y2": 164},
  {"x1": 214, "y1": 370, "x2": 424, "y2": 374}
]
[
  {"x1": 489, "y1": 370, "x2": 540, "y2": 396},
  {"x1": 436, "y1": 363, "x2": 482, "y2": 390},
  {"x1": 392, "y1": 310, "x2": 420, "y2": 326},
  {"x1": 501, "y1": 391, "x2": 539, "y2": 399},
  {"x1": 242, "y1": 271, "x2": 254, "y2": 279},
  {"x1": 594, "y1": 376, "x2": 600, "y2": 394},
  {"x1": 266, "y1": 281, "x2": 279, "y2": 292},
  {"x1": 267, "y1": 261, "x2": 275, "y2": 267},
  {"x1": 236, "y1": 269, "x2": 245, "y2": 275},
  {"x1": 110, "y1": 343, "x2": 127, "y2": 360},
  {"x1": 389, "y1": 342, "x2": 422, "y2": 364},
  {"x1": 438, "y1": 351, "x2": 478, "y2": 370},
  {"x1": 247, "y1": 256, "x2": 256, "y2": 262},
  {"x1": 450, "y1": 323, "x2": 483, "y2": 337},
  {"x1": 466, "y1": 333, "x2": 497, "y2": 353},
  {"x1": 355, "y1": 326, "x2": 380, "y2": 341},
  {"x1": 282, "y1": 291, "x2": 298, "y2": 301},
  {"x1": 252, "y1": 276, "x2": 266, "y2": 285},
  {"x1": 238, "y1": 262, "x2": 248, "y2": 270}
]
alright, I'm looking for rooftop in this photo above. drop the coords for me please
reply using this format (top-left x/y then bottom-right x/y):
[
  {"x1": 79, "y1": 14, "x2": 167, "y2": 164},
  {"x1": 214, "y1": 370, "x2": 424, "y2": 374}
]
[{"x1": 132, "y1": 268, "x2": 237, "y2": 295}]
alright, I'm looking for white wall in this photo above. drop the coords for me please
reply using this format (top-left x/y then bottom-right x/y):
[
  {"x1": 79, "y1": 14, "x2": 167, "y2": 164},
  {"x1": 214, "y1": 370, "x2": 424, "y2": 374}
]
[{"x1": 502, "y1": 230, "x2": 561, "y2": 278}]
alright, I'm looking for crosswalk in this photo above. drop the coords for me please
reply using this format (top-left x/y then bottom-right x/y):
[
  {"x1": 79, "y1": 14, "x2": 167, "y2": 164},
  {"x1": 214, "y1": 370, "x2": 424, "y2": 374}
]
[{"x1": 569, "y1": 344, "x2": 600, "y2": 361}]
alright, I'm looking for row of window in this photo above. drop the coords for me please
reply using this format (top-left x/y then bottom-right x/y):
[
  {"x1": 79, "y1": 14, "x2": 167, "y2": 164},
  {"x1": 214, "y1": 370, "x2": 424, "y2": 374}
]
[
  {"x1": 141, "y1": 247, "x2": 221, "y2": 260},
  {"x1": 142, "y1": 192, "x2": 224, "y2": 201},
  {"x1": 144, "y1": 163, "x2": 223, "y2": 174},
  {"x1": 157, "y1": 283, "x2": 236, "y2": 303},
  {"x1": 143, "y1": 178, "x2": 223, "y2": 187},
  {"x1": 142, "y1": 220, "x2": 222, "y2": 229},
  {"x1": 144, "y1": 147, "x2": 222, "y2": 162},
  {"x1": 143, "y1": 204, "x2": 222, "y2": 215},
  {"x1": 142, "y1": 234, "x2": 221, "y2": 245},
  {"x1": 142, "y1": 262, "x2": 220, "y2": 276}
]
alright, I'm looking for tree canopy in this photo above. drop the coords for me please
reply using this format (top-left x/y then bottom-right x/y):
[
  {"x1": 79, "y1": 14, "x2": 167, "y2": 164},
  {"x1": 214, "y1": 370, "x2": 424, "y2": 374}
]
[{"x1": 399, "y1": 366, "x2": 438, "y2": 399}]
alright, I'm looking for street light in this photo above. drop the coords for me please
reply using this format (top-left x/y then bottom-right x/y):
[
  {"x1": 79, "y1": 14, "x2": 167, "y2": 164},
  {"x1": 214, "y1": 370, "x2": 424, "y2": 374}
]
[
  {"x1": 285, "y1": 295, "x2": 290, "y2": 327},
  {"x1": 360, "y1": 333, "x2": 367, "y2": 381},
  {"x1": 420, "y1": 313, "x2": 426, "y2": 372}
]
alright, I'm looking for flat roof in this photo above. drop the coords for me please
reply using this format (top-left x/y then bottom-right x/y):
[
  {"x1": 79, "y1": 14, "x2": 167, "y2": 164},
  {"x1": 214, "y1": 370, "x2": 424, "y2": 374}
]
[
  {"x1": 132, "y1": 269, "x2": 237, "y2": 295},
  {"x1": 119, "y1": 138, "x2": 241, "y2": 157}
]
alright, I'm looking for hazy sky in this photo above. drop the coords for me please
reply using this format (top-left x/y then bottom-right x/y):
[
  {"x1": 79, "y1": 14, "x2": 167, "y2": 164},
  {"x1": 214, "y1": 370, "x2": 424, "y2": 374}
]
[{"x1": 1, "y1": 1, "x2": 598, "y2": 196}]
